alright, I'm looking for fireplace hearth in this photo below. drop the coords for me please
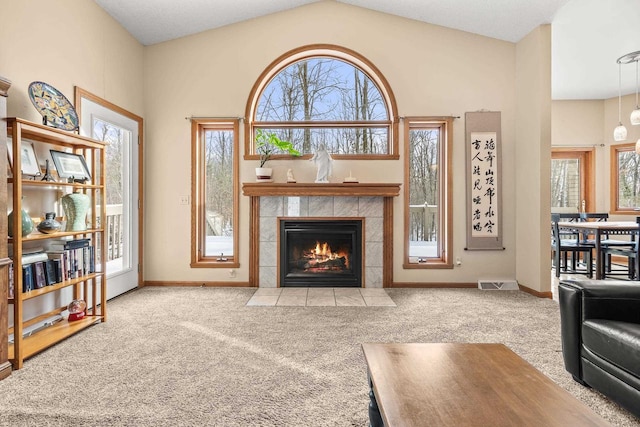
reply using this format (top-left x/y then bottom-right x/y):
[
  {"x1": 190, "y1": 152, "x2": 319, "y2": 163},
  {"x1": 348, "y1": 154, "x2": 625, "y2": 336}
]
[{"x1": 280, "y1": 219, "x2": 362, "y2": 287}]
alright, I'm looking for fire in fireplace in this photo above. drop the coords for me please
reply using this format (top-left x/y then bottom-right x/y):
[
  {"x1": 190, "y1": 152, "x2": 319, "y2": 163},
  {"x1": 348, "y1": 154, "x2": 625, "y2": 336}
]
[{"x1": 279, "y1": 219, "x2": 362, "y2": 287}]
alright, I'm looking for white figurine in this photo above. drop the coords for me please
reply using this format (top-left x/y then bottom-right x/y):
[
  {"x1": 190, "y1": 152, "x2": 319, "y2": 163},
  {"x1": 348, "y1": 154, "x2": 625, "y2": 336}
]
[
  {"x1": 287, "y1": 168, "x2": 296, "y2": 183},
  {"x1": 310, "y1": 144, "x2": 332, "y2": 183}
]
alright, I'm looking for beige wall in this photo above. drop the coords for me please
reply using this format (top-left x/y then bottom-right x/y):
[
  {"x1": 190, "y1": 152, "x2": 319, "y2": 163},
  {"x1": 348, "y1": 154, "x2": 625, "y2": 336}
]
[
  {"x1": 2, "y1": 1, "x2": 554, "y2": 289},
  {"x1": 515, "y1": 25, "x2": 552, "y2": 293},
  {"x1": 552, "y1": 100, "x2": 605, "y2": 210},
  {"x1": 552, "y1": 100, "x2": 604, "y2": 147},
  {"x1": 0, "y1": 0, "x2": 144, "y2": 120},
  {"x1": 0, "y1": 0, "x2": 144, "y2": 321},
  {"x1": 144, "y1": 1, "x2": 519, "y2": 284}
]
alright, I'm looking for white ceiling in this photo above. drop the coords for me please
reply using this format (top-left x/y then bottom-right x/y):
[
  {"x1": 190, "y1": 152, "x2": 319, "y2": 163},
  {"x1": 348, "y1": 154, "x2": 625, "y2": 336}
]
[{"x1": 94, "y1": 0, "x2": 640, "y2": 100}]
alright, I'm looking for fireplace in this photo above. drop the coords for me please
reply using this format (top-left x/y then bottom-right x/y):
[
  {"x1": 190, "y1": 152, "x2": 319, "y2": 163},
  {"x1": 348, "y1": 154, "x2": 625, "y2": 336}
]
[{"x1": 279, "y1": 219, "x2": 363, "y2": 287}]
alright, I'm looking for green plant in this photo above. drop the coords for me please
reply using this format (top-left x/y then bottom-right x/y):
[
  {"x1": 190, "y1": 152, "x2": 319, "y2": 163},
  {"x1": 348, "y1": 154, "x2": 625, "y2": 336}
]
[{"x1": 255, "y1": 129, "x2": 301, "y2": 167}]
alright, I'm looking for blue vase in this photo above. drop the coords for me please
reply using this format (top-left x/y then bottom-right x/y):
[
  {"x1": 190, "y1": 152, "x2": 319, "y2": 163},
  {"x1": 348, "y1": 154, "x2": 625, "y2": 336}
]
[{"x1": 8, "y1": 207, "x2": 34, "y2": 238}]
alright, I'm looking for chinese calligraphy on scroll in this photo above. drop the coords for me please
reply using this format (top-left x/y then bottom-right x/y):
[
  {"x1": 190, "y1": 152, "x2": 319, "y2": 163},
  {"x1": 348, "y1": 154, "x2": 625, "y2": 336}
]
[
  {"x1": 465, "y1": 111, "x2": 503, "y2": 250},
  {"x1": 470, "y1": 132, "x2": 498, "y2": 237}
]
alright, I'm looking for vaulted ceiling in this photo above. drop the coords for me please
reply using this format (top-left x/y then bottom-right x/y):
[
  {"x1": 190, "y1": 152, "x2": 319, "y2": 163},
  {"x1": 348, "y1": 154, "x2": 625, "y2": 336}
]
[{"x1": 94, "y1": 0, "x2": 640, "y2": 100}]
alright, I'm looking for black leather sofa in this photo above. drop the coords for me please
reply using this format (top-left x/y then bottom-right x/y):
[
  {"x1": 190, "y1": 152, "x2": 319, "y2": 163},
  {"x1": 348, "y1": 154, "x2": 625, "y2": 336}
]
[{"x1": 559, "y1": 279, "x2": 640, "y2": 417}]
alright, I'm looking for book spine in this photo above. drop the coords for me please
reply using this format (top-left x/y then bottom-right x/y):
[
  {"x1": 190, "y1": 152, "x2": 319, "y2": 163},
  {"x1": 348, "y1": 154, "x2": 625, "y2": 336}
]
[
  {"x1": 8, "y1": 263, "x2": 14, "y2": 299},
  {"x1": 89, "y1": 246, "x2": 95, "y2": 273},
  {"x1": 53, "y1": 259, "x2": 63, "y2": 283},
  {"x1": 33, "y1": 262, "x2": 46, "y2": 289},
  {"x1": 45, "y1": 259, "x2": 57, "y2": 286},
  {"x1": 22, "y1": 264, "x2": 33, "y2": 293}
]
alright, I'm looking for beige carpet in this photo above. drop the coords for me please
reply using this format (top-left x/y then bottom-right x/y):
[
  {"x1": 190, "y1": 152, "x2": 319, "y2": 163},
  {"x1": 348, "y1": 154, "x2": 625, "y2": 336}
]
[{"x1": 0, "y1": 287, "x2": 638, "y2": 426}]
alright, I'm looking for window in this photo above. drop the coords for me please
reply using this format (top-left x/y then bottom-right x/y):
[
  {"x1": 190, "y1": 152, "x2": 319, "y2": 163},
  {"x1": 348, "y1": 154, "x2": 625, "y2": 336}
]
[
  {"x1": 191, "y1": 119, "x2": 239, "y2": 267},
  {"x1": 611, "y1": 143, "x2": 640, "y2": 213},
  {"x1": 245, "y1": 44, "x2": 398, "y2": 159},
  {"x1": 551, "y1": 148, "x2": 594, "y2": 213},
  {"x1": 404, "y1": 118, "x2": 452, "y2": 268}
]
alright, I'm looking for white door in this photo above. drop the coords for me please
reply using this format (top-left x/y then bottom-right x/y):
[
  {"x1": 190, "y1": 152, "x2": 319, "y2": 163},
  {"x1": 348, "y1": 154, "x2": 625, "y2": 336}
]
[{"x1": 79, "y1": 97, "x2": 140, "y2": 299}]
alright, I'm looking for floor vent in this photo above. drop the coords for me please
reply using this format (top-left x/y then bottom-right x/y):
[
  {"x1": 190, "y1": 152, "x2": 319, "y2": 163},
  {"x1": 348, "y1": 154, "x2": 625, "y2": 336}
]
[{"x1": 477, "y1": 280, "x2": 519, "y2": 290}]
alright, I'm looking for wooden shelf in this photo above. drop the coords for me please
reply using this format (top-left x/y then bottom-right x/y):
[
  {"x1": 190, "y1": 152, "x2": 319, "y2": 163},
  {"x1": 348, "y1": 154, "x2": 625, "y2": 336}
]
[
  {"x1": 242, "y1": 182, "x2": 402, "y2": 197},
  {"x1": 8, "y1": 178, "x2": 103, "y2": 190},
  {"x1": 7, "y1": 118, "x2": 106, "y2": 150},
  {"x1": 9, "y1": 228, "x2": 103, "y2": 243},
  {"x1": 19, "y1": 273, "x2": 103, "y2": 301},
  {"x1": 8, "y1": 315, "x2": 103, "y2": 360}
]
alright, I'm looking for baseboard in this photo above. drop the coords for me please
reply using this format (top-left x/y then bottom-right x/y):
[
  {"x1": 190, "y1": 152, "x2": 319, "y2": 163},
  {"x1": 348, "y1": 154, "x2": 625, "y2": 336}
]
[
  {"x1": 0, "y1": 361, "x2": 11, "y2": 381},
  {"x1": 518, "y1": 284, "x2": 553, "y2": 299},
  {"x1": 143, "y1": 280, "x2": 253, "y2": 287},
  {"x1": 388, "y1": 281, "x2": 552, "y2": 299},
  {"x1": 388, "y1": 282, "x2": 476, "y2": 288}
]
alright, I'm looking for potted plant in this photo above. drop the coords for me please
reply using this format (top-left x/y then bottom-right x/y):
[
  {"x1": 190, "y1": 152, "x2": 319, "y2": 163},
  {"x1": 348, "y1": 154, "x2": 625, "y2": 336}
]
[{"x1": 255, "y1": 129, "x2": 301, "y2": 181}]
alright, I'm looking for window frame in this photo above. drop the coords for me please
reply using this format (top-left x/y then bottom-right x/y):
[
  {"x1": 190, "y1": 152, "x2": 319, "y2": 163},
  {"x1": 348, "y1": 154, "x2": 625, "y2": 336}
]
[
  {"x1": 610, "y1": 142, "x2": 640, "y2": 215},
  {"x1": 551, "y1": 147, "x2": 595, "y2": 212},
  {"x1": 403, "y1": 117, "x2": 453, "y2": 269},
  {"x1": 191, "y1": 118, "x2": 240, "y2": 268},
  {"x1": 244, "y1": 44, "x2": 399, "y2": 160}
]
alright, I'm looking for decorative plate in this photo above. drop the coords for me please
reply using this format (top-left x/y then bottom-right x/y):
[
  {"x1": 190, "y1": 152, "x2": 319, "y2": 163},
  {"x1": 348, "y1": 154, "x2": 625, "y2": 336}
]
[{"x1": 28, "y1": 81, "x2": 79, "y2": 131}]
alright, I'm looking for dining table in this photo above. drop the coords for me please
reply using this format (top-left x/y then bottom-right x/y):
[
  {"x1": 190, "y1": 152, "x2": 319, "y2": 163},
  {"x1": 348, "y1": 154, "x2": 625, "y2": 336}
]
[{"x1": 557, "y1": 221, "x2": 640, "y2": 279}]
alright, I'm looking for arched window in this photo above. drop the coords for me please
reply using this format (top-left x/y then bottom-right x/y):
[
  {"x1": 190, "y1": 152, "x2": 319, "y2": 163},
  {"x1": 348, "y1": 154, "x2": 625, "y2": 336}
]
[{"x1": 246, "y1": 45, "x2": 398, "y2": 159}]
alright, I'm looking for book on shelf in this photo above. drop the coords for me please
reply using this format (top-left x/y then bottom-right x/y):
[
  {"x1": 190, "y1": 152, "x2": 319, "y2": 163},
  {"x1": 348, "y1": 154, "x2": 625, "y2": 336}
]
[
  {"x1": 33, "y1": 261, "x2": 46, "y2": 289},
  {"x1": 8, "y1": 262, "x2": 14, "y2": 299},
  {"x1": 52, "y1": 259, "x2": 63, "y2": 283},
  {"x1": 46, "y1": 243, "x2": 96, "y2": 281},
  {"x1": 44, "y1": 259, "x2": 57, "y2": 286},
  {"x1": 47, "y1": 238, "x2": 91, "y2": 252},
  {"x1": 21, "y1": 252, "x2": 48, "y2": 265},
  {"x1": 22, "y1": 264, "x2": 33, "y2": 292},
  {"x1": 7, "y1": 314, "x2": 63, "y2": 343},
  {"x1": 46, "y1": 251, "x2": 69, "y2": 282}
]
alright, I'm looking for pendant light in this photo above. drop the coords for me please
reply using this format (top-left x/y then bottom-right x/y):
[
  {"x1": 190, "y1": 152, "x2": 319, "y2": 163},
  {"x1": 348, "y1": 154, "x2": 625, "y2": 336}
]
[
  {"x1": 631, "y1": 59, "x2": 640, "y2": 125},
  {"x1": 614, "y1": 62, "x2": 628, "y2": 141}
]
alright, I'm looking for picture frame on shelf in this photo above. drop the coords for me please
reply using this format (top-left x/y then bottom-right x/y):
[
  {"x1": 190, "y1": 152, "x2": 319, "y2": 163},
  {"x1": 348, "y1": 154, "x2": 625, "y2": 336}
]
[
  {"x1": 7, "y1": 141, "x2": 41, "y2": 176},
  {"x1": 49, "y1": 150, "x2": 91, "y2": 181}
]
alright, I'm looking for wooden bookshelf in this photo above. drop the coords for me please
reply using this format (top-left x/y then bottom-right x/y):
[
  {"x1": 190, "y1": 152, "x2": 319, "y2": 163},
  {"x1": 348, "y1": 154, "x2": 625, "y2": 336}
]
[
  {"x1": 0, "y1": 76, "x2": 11, "y2": 380},
  {"x1": 6, "y1": 117, "x2": 107, "y2": 370}
]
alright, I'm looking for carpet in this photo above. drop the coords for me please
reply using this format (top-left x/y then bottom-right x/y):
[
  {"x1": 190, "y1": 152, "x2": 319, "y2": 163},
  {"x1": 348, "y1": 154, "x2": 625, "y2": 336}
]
[{"x1": 0, "y1": 287, "x2": 638, "y2": 426}]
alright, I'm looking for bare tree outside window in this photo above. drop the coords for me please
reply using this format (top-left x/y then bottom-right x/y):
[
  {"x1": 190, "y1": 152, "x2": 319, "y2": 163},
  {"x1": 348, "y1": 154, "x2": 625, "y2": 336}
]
[
  {"x1": 93, "y1": 118, "x2": 124, "y2": 205},
  {"x1": 617, "y1": 150, "x2": 640, "y2": 209},
  {"x1": 256, "y1": 57, "x2": 389, "y2": 155},
  {"x1": 408, "y1": 128, "x2": 440, "y2": 257},
  {"x1": 404, "y1": 117, "x2": 452, "y2": 267},
  {"x1": 204, "y1": 129, "x2": 234, "y2": 256},
  {"x1": 551, "y1": 158, "x2": 580, "y2": 210},
  {"x1": 92, "y1": 117, "x2": 129, "y2": 264}
]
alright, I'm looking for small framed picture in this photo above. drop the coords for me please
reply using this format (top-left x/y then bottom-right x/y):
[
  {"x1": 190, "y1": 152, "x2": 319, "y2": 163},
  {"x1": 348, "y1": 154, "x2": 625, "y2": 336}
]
[
  {"x1": 49, "y1": 150, "x2": 91, "y2": 181},
  {"x1": 7, "y1": 141, "x2": 41, "y2": 176}
]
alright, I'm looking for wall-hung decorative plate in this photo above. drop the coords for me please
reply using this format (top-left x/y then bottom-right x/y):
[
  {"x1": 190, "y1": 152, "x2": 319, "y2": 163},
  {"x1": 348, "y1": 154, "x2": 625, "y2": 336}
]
[{"x1": 28, "y1": 81, "x2": 79, "y2": 131}]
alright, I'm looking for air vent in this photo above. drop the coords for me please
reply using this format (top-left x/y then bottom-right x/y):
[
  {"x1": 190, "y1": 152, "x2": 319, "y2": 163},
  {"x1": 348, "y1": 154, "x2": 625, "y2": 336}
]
[{"x1": 477, "y1": 280, "x2": 519, "y2": 290}]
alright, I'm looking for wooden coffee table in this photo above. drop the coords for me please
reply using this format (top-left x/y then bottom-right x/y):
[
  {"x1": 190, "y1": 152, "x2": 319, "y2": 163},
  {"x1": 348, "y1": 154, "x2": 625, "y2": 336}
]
[{"x1": 362, "y1": 343, "x2": 609, "y2": 426}]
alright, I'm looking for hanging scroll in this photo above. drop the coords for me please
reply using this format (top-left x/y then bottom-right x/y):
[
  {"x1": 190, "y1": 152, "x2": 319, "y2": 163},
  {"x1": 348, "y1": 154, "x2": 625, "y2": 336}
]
[{"x1": 465, "y1": 111, "x2": 503, "y2": 250}]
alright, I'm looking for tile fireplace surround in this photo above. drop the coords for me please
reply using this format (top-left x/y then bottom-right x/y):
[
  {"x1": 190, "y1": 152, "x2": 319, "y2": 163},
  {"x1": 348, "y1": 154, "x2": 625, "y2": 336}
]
[{"x1": 242, "y1": 183, "x2": 401, "y2": 288}]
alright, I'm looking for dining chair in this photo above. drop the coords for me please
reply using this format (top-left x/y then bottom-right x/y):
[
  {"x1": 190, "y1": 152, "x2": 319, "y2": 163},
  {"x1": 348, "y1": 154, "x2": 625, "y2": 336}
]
[
  {"x1": 551, "y1": 213, "x2": 593, "y2": 278},
  {"x1": 580, "y1": 212, "x2": 636, "y2": 274},
  {"x1": 599, "y1": 217, "x2": 640, "y2": 280}
]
